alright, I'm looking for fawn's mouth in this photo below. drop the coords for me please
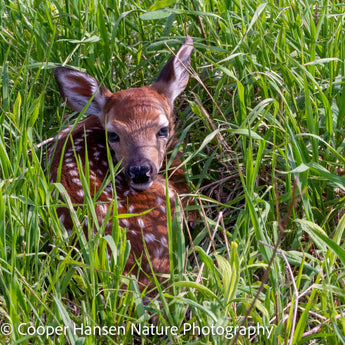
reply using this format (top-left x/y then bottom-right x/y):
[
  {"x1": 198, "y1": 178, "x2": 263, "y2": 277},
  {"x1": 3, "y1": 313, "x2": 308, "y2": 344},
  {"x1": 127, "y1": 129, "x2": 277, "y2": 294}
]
[{"x1": 130, "y1": 181, "x2": 153, "y2": 191}]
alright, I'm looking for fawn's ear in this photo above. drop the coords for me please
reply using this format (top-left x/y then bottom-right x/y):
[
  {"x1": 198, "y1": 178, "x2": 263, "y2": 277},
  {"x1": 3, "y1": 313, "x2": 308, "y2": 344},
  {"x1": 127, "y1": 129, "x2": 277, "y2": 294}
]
[
  {"x1": 54, "y1": 67, "x2": 112, "y2": 115},
  {"x1": 151, "y1": 36, "x2": 193, "y2": 106}
]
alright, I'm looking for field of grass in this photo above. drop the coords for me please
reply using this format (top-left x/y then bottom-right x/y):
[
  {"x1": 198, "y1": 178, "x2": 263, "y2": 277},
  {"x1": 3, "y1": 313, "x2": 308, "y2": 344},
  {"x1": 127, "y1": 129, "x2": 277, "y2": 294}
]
[{"x1": 1, "y1": 0, "x2": 345, "y2": 344}]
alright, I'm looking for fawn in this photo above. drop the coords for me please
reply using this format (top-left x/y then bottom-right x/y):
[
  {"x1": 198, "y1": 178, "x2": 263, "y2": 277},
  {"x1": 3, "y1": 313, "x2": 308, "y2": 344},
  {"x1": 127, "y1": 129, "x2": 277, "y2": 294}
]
[{"x1": 49, "y1": 37, "x2": 194, "y2": 291}]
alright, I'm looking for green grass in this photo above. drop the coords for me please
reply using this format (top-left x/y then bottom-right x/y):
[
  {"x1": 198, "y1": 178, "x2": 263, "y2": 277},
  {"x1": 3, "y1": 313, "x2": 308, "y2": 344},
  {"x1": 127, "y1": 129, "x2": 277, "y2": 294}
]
[{"x1": 1, "y1": 0, "x2": 345, "y2": 344}]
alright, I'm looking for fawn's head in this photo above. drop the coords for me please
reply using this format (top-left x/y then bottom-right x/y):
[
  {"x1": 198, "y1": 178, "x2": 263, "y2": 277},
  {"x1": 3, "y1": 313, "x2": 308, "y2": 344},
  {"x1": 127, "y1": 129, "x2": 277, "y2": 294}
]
[{"x1": 54, "y1": 37, "x2": 193, "y2": 190}]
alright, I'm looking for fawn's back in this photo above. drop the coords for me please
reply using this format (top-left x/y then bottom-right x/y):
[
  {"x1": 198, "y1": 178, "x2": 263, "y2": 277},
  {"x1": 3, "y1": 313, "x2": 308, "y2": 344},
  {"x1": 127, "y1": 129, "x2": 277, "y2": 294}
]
[{"x1": 49, "y1": 37, "x2": 194, "y2": 290}]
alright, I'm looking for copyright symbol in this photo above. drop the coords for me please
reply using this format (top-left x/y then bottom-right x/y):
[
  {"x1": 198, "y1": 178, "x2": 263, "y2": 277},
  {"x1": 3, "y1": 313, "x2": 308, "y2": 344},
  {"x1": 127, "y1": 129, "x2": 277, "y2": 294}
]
[{"x1": 0, "y1": 323, "x2": 13, "y2": 335}]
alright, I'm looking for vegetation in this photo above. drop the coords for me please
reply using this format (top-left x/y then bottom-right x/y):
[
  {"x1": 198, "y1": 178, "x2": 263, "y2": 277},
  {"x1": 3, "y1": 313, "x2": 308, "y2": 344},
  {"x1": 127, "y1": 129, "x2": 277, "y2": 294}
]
[{"x1": 1, "y1": 0, "x2": 345, "y2": 343}]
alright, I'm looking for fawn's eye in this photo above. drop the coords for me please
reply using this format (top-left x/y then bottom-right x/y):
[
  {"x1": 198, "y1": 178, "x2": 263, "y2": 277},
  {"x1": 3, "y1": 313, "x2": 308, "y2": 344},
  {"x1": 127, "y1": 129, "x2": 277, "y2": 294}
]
[
  {"x1": 157, "y1": 127, "x2": 169, "y2": 137},
  {"x1": 108, "y1": 132, "x2": 119, "y2": 142}
]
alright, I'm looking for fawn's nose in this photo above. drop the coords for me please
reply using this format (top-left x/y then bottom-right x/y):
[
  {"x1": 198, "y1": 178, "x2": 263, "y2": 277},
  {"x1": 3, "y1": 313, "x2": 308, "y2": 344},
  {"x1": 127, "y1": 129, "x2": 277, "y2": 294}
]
[
  {"x1": 129, "y1": 165, "x2": 151, "y2": 184},
  {"x1": 126, "y1": 159, "x2": 157, "y2": 190}
]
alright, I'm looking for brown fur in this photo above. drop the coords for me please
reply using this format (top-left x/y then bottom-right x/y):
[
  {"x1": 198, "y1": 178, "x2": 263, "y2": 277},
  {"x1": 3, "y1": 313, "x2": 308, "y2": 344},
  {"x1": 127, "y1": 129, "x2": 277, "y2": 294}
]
[
  {"x1": 50, "y1": 115, "x2": 193, "y2": 291},
  {"x1": 50, "y1": 37, "x2": 195, "y2": 293}
]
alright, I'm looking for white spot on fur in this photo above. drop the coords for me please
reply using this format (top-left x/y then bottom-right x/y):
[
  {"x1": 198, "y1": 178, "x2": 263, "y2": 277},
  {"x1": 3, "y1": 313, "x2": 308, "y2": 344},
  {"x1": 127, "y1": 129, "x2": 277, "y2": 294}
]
[
  {"x1": 66, "y1": 163, "x2": 75, "y2": 168},
  {"x1": 121, "y1": 219, "x2": 129, "y2": 227},
  {"x1": 161, "y1": 237, "x2": 168, "y2": 246},
  {"x1": 89, "y1": 161, "x2": 94, "y2": 167},
  {"x1": 65, "y1": 152, "x2": 73, "y2": 157},
  {"x1": 156, "y1": 196, "x2": 163, "y2": 205},
  {"x1": 137, "y1": 218, "x2": 144, "y2": 228},
  {"x1": 131, "y1": 230, "x2": 137, "y2": 236},
  {"x1": 144, "y1": 233, "x2": 156, "y2": 243},
  {"x1": 65, "y1": 158, "x2": 73, "y2": 163},
  {"x1": 77, "y1": 189, "x2": 84, "y2": 198},
  {"x1": 94, "y1": 151, "x2": 100, "y2": 158},
  {"x1": 69, "y1": 170, "x2": 78, "y2": 177},
  {"x1": 103, "y1": 189, "x2": 110, "y2": 197},
  {"x1": 72, "y1": 178, "x2": 82, "y2": 186},
  {"x1": 75, "y1": 138, "x2": 83, "y2": 144},
  {"x1": 74, "y1": 145, "x2": 82, "y2": 151},
  {"x1": 154, "y1": 246, "x2": 164, "y2": 257},
  {"x1": 59, "y1": 214, "x2": 65, "y2": 223},
  {"x1": 97, "y1": 169, "x2": 103, "y2": 175},
  {"x1": 102, "y1": 160, "x2": 108, "y2": 166},
  {"x1": 163, "y1": 185, "x2": 175, "y2": 200},
  {"x1": 160, "y1": 205, "x2": 166, "y2": 214},
  {"x1": 168, "y1": 188, "x2": 174, "y2": 199},
  {"x1": 97, "y1": 204, "x2": 108, "y2": 215},
  {"x1": 124, "y1": 190, "x2": 130, "y2": 197},
  {"x1": 128, "y1": 205, "x2": 134, "y2": 213}
]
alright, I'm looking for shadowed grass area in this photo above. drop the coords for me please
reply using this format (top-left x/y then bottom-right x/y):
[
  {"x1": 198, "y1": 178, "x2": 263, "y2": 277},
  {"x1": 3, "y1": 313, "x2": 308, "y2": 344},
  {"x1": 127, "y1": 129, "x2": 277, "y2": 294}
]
[{"x1": 1, "y1": 0, "x2": 345, "y2": 344}]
